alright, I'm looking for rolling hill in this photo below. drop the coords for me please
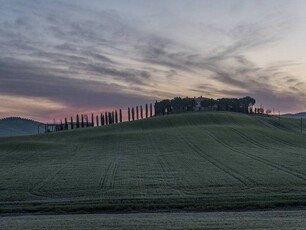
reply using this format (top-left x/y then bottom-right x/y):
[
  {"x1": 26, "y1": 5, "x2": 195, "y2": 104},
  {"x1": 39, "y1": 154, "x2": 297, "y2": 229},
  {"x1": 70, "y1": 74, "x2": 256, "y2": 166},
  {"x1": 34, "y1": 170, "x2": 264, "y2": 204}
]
[
  {"x1": 0, "y1": 112, "x2": 306, "y2": 217},
  {"x1": 254, "y1": 114, "x2": 305, "y2": 134},
  {"x1": 282, "y1": 112, "x2": 306, "y2": 119},
  {"x1": 0, "y1": 117, "x2": 43, "y2": 137}
]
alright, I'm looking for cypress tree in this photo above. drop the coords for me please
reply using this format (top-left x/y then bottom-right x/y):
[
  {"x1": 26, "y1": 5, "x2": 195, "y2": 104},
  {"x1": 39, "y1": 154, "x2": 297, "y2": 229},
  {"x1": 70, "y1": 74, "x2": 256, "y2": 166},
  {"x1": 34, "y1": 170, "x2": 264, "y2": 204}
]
[
  {"x1": 96, "y1": 115, "x2": 99, "y2": 127},
  {"x1": 101, "y1": 113, "x2": 104, "y2": 126},
  {"x1": 115, "y1": 110, "x2": 118, "y2": 123},
  {"x1": 132, "y1": 107, "x2": 135, "y2": 121},
  {"x1": 60, "y1": 120, "x2": 63, "y2": 131},
  {"x1": 140, "y1": 105, "x2": 143, "y2": 119},
  {"x1": 86, "y1": 115, "x2": 89, "y2": 127},
  {"x1": 65, "y1": 117, "x2": 68, "y2": 130},
  {"x1": 128, "y1": 107, "x2": 131, "y2": 121},
  {"x1": 105, "y1": 112, "x2": 108, "y2": 125},
  {"x1": 146, "y1": 104, "x2": 148, "y2": 118},
  {"x1": 108, "y1": 112, "x2": 111, "y2": 124},
  {"x1": 119, "y1": 109, "x2": 122, "y2": 123},
  {"x1": 71, "y1": 117, "x2": 74, "y2": 129},
  {"x1": 136, "y1": 106, "x2": 139, "y2": 120},
  {"x1": 154, "y1": 101, "x2": 157, "y2": 117},
  {"x1": 150, "y1": 104, "x2": 153, "y2": 117},
  {"x1": 112, "y1": 111, "x2": 115, "y2": 124},
  {"x1": 76, "y1": 114, "x2": 80, "y2": 128},
  {"x1": 81, "y1": 115, "x2": 84, "y2": 128},
  {"x1": 91, "y1": 113, "x2": 94, "y2": 127}
]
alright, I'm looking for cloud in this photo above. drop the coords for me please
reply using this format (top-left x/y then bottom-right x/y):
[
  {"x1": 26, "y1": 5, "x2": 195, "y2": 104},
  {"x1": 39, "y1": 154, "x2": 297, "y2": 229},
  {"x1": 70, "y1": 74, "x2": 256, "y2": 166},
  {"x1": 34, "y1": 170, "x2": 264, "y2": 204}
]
[
  {"x1": 192, "y1": 54, "x2": 306, "y2": 112},
  {"x1": 0, "y1": 0, "x2": 306, "y2": 120},
  {"x1": 0, "y1": 58, "x2": 154, "y2": 109}
]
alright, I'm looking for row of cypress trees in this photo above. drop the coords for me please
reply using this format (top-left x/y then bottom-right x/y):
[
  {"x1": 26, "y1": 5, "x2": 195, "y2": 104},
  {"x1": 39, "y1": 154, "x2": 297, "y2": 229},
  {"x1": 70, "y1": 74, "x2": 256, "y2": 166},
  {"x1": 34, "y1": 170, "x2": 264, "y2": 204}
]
[
  {"x1": 57, "y1": 103, "x2": 154, "y2": 131},
  {"x1": 58, "y1": 109, "x2": 123, "y2": 131},
  {"x1": 127, "y1": 104, "x2": 153, "y2": 121}
]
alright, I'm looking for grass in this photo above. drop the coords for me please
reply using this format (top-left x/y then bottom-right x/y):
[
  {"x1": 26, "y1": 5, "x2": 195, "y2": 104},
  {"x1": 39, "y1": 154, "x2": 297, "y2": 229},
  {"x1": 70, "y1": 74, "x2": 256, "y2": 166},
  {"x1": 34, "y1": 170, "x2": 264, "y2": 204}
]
[
  {"x1": 255, "y1": 114, "x2": 305, "y2": 135},
  {"x1": 0, "y1": 112, "x2": 306, "y2": 215},
  {"x1": 2, "y1": 210, "x2": 306, "y2": 229}
]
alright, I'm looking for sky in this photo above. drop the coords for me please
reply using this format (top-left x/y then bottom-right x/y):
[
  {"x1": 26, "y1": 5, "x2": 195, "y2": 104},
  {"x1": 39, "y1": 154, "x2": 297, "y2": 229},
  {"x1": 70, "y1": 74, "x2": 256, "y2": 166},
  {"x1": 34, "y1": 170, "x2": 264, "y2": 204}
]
[{"x1": 0, "y1": 0, "x2": 306, "y2": 122}]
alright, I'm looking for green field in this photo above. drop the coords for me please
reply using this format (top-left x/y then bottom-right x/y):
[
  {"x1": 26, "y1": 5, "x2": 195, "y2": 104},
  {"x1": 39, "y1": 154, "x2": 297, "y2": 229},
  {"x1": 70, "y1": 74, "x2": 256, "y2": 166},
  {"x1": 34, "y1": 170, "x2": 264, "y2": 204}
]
[
  {"x1": 1, "y1": 112, "x2": 306, "y2": 218},
  {"x1": 2, "y1": 210, "x2": 306, "y2": 229}
]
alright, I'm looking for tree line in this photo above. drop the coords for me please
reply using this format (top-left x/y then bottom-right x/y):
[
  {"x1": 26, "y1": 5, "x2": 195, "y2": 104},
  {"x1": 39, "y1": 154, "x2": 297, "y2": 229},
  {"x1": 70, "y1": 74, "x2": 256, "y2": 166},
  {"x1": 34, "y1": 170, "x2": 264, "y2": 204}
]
[
  {"x1": 56, "y1": 103, "x2": 154, "y2": 131},
  {"x1": 154, "y1": 96, "x2": 256, "y2": 115},
  {"x1": 54, "y1": 96, "x2": 256, "y2": 132}
]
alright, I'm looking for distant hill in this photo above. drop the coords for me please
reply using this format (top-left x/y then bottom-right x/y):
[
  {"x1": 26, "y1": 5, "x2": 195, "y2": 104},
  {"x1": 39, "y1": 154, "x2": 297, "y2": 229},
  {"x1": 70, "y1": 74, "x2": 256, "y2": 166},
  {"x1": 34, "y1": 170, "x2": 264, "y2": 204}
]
[
  {"x1": 281, "y1": 112, "x2": 306, "y2": 119},
  {"x1": 0, "y1": 117, "x2": 44, "y2": 137}
]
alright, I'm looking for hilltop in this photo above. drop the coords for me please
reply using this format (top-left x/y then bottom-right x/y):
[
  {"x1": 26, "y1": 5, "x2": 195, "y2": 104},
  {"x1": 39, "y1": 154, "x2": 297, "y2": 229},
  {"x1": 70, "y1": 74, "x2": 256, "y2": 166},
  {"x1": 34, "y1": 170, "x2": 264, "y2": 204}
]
[
  {"x1": 0, "y1": 117, "x2": 43, "y2": 137},
  {"x1": 0, "y1": 112, "x2": 306, "y2": 216}
]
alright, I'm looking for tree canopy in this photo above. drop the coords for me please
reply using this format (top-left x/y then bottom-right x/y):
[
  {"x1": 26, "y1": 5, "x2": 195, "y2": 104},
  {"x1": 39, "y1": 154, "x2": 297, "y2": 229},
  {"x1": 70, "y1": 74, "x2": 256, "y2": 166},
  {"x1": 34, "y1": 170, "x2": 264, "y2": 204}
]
[{"x1": 155, "y1": 96, "x2": 256, "y2": 115}]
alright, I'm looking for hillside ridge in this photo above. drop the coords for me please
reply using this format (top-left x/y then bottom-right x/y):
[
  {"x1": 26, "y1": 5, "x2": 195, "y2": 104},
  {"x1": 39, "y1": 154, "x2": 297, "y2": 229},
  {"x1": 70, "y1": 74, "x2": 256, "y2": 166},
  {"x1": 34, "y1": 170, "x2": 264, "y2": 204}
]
[{"x1": 0, "y1": 117, "x2": 43, "y2": 137}]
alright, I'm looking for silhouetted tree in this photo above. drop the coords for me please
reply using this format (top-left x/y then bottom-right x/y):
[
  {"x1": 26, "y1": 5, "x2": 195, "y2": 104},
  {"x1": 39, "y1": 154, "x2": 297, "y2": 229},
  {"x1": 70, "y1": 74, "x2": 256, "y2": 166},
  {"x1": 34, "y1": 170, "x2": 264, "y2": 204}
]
[
  {"x1": 145, "y1": 104, "x2": 148, "y2": 118},
  {"x1": 60, "y1": 120, "x2": 63, "y2": 131},
  {"x1": 71, "y1": 117, "x2": 74, "y2": 129},
  {"x1": 200, "y1": 98, "x2": 218, "y2": 111},
  {"x1": 115, "y1": 110, "x2": 118, "y2": 123},
  {"x1": 76, "y1": 114, "x2": 80, "y2": 128},
  {"x1": 101, "y1": 113, "x2": 104, "y2": 126},
  {"x1": 119, "y1": 109, "x2": 122, "y2": 123},
  {"x1": 131, "y1": 107, "x2": 134, "y2": 121},
  {"x1": 108, "y1": 112, "x2": 112, "y2": 124},
  {"x1": 105, "y1": 112, "x2": 108, "y2": 125},
  {"x1": 182, "y1": 98, "x2": 196, "y2": 112},
  {"x1": 76, "y1": 114, "x2": 80, "y2": 129},
  {"x1": 86, "y1": 115, "x2": 89, "y2": 127},
  {"x1": 154, "y1": 96, "x2": 256, "y2": 116},
  {"x1": 65, "y1": 117, "x2": 68, "y2": 130},
  {"x1": 136, "y1": 106, "x2": 139, "y2": 120},
  {"x1": 91, "y1": 113, "x2": 94, "y2": 127},
  {"x1": 158, "y1": 100, "x2": 170, "y2": 115},
  {"x1": 81, "y1": 115, "x2": 84, "y2": 128},
  {"x1": 140, "y1": 105, "x2": 143, "y2": 119},
  {"x1": 150, "y1": 104, "x2": 153, "y2": 117},
  {"x1": 128, "y1": 107, "x2": 131, "y2": 121},
  {"x1": 107, "y1": 112, "x2": 110, "y2": 124},
  {"x1": 112, "y1": 111, "x2": 115, "y2": 124},
  {"x1": 239, "y1": 96, "x2": 256, "y2": 114},
  {"x1": 171, "y1": 97, "x2": 184, "y2": 112},
  {"x1": 154, "y1": 101, "x2": 157, "y2": 116},
  {"x1": 96, "y1": 115, "x2": 99, "y2": 127}
]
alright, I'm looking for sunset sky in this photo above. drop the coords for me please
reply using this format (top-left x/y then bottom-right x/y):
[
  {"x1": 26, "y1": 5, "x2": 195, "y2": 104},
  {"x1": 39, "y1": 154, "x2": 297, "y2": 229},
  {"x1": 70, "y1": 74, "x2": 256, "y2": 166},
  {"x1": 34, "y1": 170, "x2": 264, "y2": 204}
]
[{"x1": 1, "y1": 0, "x2": 306, "y2": 122}]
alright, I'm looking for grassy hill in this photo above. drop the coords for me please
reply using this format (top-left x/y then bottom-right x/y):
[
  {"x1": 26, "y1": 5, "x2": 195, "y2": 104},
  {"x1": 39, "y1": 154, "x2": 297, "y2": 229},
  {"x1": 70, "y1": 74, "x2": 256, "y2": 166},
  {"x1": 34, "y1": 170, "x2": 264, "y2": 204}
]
[
  {"x1": 282, "y1": 112, "x2": 306, "y2": 119},
  {"x1": 0, "y1": 112, "x2": 306, "y2": 215},
  {"x1": 255, "y1": 115, "x2": 305, "y2": 135},
  {"x1": 0, "y1": 117, "x2": 43, "y2": 137}
]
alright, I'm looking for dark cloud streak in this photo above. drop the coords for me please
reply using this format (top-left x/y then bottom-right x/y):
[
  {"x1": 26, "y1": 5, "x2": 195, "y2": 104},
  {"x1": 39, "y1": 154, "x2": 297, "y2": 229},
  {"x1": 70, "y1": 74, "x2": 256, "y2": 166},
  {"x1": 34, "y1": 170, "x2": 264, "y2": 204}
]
[{"x1": 0, "y1": 58, "x2": 154, "y2": 109}]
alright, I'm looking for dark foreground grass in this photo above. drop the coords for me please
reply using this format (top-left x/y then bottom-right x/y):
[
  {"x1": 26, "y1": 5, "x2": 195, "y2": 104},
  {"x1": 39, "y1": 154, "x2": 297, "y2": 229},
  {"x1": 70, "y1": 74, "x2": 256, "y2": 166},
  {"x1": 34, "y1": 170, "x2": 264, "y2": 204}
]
[
  {"x1": 0, "y1": 112, "x2": 306, "y2": 215},
  {"x1": 2, "y1": 210, "x2": 306, "y2": 230}
]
